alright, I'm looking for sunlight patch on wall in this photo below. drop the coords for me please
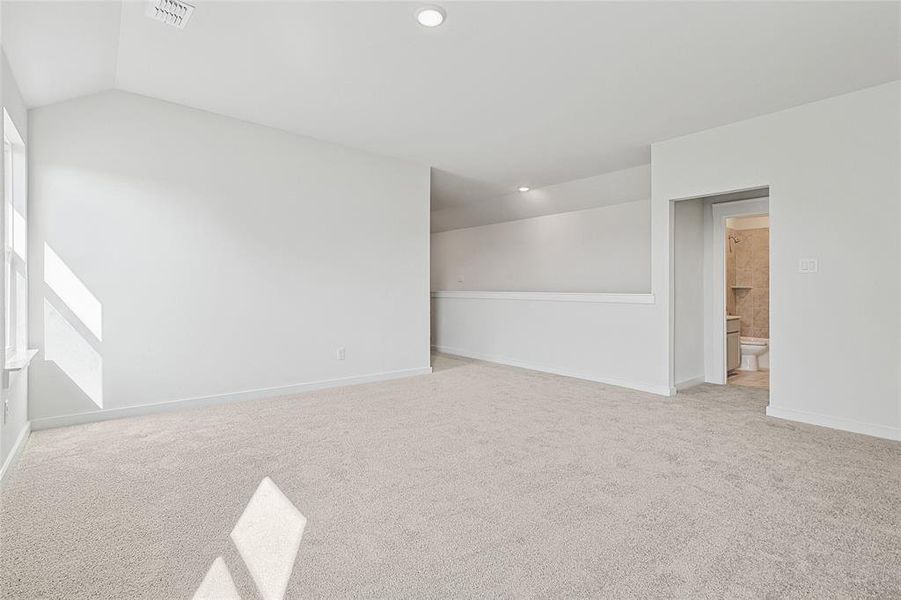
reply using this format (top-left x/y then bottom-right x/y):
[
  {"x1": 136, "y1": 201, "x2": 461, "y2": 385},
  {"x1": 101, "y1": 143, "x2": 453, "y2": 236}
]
[
  {"x1": 14, "y1": 269, "x2": 27, "y2": 351},
  {"x1": 43, "y1": 299, "x2": 103, "y2": 408},
  {"x1": 44, "y1": 243, "x2": 102, "y2": 341},
  {"x1": 13, "y1": 209, "x2": 26, "y2": 259}
]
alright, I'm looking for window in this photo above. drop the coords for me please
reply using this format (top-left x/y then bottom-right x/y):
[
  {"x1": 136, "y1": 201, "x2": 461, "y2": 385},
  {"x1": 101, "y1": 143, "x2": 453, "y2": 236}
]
[{"x1": 3, "y1": 109, "x2": 27, "y2": 360}]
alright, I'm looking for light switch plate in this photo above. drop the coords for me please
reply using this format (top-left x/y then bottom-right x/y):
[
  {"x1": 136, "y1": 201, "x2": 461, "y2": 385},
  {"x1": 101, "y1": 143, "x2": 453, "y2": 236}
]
[{"x1": 799, "y1": 258, "x2": 818, "y2": 273}]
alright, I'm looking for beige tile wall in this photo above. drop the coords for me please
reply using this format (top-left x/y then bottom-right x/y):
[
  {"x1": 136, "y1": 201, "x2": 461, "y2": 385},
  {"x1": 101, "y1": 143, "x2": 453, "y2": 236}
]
[
  {"x1": 726, "y1": 228, "x2": 737, "y2": 316},
  {"x1": 726, "y1": 227, "x2": 769, "y2": 338}
]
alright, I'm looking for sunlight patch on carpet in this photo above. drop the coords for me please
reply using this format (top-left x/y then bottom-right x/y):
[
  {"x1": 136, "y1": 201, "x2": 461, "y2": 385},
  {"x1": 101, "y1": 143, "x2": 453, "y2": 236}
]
[
  {"x1": 192, "y1": 557, "x2": 240, "y2": 600},
  {"x1": 230, "y1": 477, "x2": 307, "y2": 600}
]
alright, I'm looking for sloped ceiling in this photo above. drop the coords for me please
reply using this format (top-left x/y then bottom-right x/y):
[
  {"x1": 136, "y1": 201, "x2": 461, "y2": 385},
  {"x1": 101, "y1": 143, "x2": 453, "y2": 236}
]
[{"x1": 3, "y1": 1, "x2": 899, "y2": 214}]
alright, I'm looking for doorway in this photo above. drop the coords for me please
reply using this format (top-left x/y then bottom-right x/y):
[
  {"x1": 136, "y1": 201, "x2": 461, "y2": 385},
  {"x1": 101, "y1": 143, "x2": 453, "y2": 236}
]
[
  {"x1": 709, "y1": 197, "x2": 770, "y2": 390},
  {"x1": 724, "y1": 214, "x2": 769, "y2": 389}
]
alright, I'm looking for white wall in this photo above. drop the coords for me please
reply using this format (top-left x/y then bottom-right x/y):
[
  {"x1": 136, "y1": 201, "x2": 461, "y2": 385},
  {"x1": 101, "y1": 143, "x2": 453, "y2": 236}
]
[
  {"x1": 433, "y1": 82, "x2": 901, "y2": 441},
  {"x1": 431, "y1": 167, "x2": 669, "y2": 395},
  {"x1": 656, "y1": 81, "x2": 900, "y2": 440},
  {"x1": 28, "y1": 90, "x2": 431, "y2": 426},
  {"x1": 673, "y1": 198, "x2": 704, "y2": 388},
  {"x1": 431, "y1": 200, "x2": 650, "y2": 293},
  {"x1": 431, "y1": 294, "x2": 666, "y2": 394},
  {"x1": 0, "y1": 49, "x2": 31, "y2": 475}
]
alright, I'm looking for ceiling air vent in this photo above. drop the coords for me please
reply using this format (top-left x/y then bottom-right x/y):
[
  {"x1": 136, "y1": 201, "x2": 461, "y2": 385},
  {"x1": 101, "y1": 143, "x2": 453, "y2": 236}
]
[{"x1": 146, "y1": 0, "x2": 195, "y2": 29}]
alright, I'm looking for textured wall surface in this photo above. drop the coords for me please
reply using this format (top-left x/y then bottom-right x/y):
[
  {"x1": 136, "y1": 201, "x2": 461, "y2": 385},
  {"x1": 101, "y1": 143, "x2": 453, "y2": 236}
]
[{"x1": 726, "y1": 227, "x2": 769, "y2": 338}]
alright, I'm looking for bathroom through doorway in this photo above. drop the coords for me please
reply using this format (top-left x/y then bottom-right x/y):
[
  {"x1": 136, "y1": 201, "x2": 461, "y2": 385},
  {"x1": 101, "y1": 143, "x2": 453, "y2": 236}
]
[
  {"x1": 707, "y1": 196, "x2": 770, "y2": 392},
  {"x1": 672, "y1": 189, "x2": 770, "y2": 399},
  {"x1": 724, "y1": 213, "x2": 770, "y2": 390}
]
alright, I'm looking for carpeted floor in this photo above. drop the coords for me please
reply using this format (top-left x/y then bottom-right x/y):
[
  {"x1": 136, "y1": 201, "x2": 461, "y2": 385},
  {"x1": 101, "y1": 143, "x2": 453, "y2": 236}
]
[{"x1": 2, "y1": 354, "x2": 899, "y2": 599}]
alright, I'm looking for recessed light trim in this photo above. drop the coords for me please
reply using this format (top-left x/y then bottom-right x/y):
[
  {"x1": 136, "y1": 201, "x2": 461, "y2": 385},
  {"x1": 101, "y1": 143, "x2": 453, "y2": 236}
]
[
  {"x1": 518, "y1": 186, "x2": 531, "y2": 193},
  {"x1": 416, "y1": 5, "x2": 446, "y2": 27}
]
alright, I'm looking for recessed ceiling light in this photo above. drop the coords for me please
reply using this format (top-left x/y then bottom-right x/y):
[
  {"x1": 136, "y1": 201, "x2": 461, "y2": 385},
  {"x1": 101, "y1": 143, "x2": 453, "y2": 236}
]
[
  {"x1": 416, "y1": 6, "x2": 446, "y2": 27},
  {"x1": 518, "y1": 186, "x2": 531, "y2": 193}
]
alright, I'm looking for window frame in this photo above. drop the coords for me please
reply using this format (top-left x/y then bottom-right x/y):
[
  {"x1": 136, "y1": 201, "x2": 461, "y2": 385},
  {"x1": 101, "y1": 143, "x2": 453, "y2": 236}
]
[{"x1": 3, "y1": 109, "x2": 27, "y2": 361}]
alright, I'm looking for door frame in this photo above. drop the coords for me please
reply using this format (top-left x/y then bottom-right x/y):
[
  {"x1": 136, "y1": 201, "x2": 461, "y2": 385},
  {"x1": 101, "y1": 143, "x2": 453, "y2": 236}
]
[{"x1": 705, "y1": 197, "x2": 769, "y2": 384}]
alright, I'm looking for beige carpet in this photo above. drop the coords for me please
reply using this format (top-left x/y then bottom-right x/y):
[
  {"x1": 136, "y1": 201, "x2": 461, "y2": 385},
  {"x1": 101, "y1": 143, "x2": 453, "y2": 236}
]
[{"x1": 1, "y1": 354, "x2": 899, "y2": 599}]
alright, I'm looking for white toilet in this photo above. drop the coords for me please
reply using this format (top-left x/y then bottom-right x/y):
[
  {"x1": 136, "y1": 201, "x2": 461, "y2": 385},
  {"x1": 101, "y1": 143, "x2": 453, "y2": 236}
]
[{"x1": 739, "y1": 337, "x2": 768, "y2": 371}]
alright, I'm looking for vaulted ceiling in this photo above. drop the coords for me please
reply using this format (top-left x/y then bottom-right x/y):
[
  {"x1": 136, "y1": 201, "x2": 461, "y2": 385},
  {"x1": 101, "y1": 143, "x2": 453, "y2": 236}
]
[{"x1": 3, "y1": 1, "x2": 899, "y2": 211}]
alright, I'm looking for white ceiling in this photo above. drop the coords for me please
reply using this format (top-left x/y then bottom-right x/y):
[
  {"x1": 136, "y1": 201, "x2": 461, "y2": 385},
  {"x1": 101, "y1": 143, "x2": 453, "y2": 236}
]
[
  {"x1": 3, "y1": 1, "x2": 899, "y2": 211},
  {"x1": 432, "y1": 164, "x2": 650, "y2": 233}
]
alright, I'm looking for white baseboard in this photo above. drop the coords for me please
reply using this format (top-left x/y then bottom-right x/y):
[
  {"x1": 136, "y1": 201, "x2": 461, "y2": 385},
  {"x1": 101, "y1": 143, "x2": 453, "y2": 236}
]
[
  {"x1": 0, "y1": 421, "x2": 31, "y2": 485},
  {"x1": 675, "y1": 376, "x2": 706, "y2": 391},
  {"x1": 31, "y1": 366, "x2": 433, "y2": 431},
  {"x1": 766, "y1": 406, "x2": 900, "y2": 442},
  {"x1": 432, "y1": 345, "x2": 671, "y2": 396}
]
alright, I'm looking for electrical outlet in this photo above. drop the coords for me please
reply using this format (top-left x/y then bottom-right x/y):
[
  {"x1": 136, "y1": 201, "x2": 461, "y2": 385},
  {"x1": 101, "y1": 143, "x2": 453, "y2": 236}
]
[{"x1": 337, "y1": 347, "x2": 345, "y2": 361}]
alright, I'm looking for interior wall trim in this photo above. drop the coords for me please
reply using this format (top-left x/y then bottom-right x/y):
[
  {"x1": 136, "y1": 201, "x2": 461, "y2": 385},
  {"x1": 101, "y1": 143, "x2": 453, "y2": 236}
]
[
  {"x1": 431, "y1": 291, "x2": 655, "y2": 304},
  {"x1": 0, "y1": 421, "x2": 31, "y2": 485},
  {"x1": 432, "y1": 345, "x2": 672, "y2": 396},
  {"x1": 766, "y1": 406, "x2": 900, "y2": 442},
  {"x1": 675, "y1": 375, "x2": 706, "y2": 391},
  {"x1": 31, "y1": 367, "x2": 433, "y2": 431}
]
